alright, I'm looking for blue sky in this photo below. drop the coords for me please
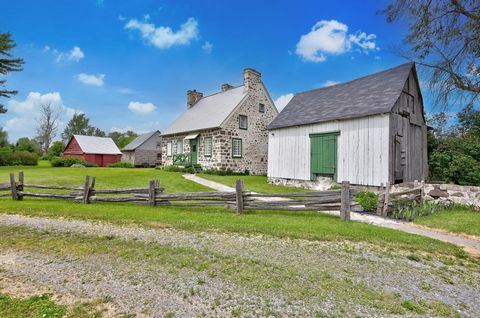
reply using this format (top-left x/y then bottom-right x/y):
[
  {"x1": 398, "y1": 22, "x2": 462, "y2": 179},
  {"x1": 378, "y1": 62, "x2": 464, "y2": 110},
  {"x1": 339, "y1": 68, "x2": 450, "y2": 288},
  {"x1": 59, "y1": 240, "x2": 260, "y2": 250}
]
[{"x1": 0, "y1": 0, "x2": 418, "y2": 142}]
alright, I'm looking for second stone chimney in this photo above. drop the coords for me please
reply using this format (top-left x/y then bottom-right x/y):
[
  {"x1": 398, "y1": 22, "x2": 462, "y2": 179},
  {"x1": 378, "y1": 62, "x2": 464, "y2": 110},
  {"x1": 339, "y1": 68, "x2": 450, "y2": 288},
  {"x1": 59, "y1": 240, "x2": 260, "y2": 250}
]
[
  {"x1": 221, "y1": 83, "x2": 234, "y2": 92},
  {"x1": 243, "y1": 68, "x2": 261, "y2": 91},
  {"x1": 187, "y1": 90, "x2": 203, "y2": 109}
]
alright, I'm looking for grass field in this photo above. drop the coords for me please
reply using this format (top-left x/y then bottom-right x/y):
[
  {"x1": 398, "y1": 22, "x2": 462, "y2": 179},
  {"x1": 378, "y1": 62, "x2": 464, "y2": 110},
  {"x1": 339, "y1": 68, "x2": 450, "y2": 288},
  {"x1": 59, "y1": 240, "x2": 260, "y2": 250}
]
[
  {"x1": 414, "y1": 208, "x2": 480, "y2": 237},
  {"x1": 198, "y1": 173, "x2": 310, "y2": 194},
  {"x1": 0, "y1": 163, "x2": 467, "y2": 257}
]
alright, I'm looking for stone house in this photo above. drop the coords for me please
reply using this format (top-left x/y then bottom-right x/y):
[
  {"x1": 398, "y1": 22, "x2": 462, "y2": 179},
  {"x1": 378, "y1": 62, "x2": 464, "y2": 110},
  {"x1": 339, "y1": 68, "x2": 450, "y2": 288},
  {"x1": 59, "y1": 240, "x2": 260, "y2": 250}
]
[
  {"x1": 161, "y1": 68, "x2": 278, "y2": 175},
  {"x1": 121, "y1": 130, "x2": 162, "y2": 167}
]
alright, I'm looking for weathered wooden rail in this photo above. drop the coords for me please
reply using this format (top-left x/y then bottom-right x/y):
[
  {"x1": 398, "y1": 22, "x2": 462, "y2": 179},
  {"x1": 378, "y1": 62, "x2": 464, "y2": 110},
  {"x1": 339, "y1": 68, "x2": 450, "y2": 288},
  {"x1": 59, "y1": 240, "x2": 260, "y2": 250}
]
[
  {"x1": 2, "y1": 172, "x2": 354, "y2": 221},
  {"x1": 376, "y1": 182, "x2": 423, "y2": 216}
]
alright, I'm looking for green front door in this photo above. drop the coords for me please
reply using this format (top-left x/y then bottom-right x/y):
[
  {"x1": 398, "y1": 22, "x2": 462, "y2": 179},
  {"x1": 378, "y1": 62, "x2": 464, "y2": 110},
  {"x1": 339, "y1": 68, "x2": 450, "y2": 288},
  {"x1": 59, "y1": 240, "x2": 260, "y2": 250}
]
[
  {"x1": 190, "y1": 139, "x2": 198, "y2": 165},
  {"x1": 310, "y1": 132, "x2": 339, "y2": 180}
]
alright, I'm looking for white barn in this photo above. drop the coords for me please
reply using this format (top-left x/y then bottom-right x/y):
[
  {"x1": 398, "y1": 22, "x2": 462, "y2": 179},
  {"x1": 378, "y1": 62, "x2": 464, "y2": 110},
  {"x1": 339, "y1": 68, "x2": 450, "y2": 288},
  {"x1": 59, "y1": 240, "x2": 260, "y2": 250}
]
[{"x1": 267, "y1": 63, "x2": 428, "y2": 187}]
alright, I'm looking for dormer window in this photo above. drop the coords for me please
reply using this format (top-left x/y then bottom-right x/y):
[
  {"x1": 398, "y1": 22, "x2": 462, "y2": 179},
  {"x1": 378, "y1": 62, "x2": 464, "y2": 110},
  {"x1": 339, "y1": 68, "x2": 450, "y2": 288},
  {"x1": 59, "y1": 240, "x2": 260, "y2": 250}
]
[{"x1": 239, "y1": 115, "x2": 248, "y2": 130}]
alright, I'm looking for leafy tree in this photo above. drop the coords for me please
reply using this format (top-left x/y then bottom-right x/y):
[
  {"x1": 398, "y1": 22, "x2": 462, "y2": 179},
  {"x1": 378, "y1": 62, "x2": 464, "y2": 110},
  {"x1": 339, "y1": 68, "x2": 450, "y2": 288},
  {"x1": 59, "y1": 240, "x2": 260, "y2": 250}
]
[
  {"x1": 15, "y1": 137, "x2": 41, "y2": 155},
  {"x1": 0, "y1": 33, "x2": 25, "y2": 114},
  {"x1": 108, "y1": 130, "x2": 138, "y2": 148},
  {"x1": 61, "y1": 113, "x2": 106, "y2": 142},
  {"x1": 381, "y1": 0, "x2": 480, "y2": 107},
  {"x1": 0, "y1": 127, "x2": 8, "y2": 147},
  {"x1": 35, "y1": 102, "x2": 62, "y2": 154},
  {"x1": 47, "y1": 140, "x2": 65, "y2": 159}
]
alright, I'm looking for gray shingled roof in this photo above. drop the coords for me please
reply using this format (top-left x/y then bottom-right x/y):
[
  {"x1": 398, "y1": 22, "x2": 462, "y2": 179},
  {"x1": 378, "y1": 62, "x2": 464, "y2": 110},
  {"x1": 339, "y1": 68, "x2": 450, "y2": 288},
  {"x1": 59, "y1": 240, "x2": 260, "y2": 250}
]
[
  {"x1": 268, "y1": 62, "x2": 414, "y2": 130},
  {"x1": 122, "y1": 130, "x2": 160, "y2": 151},
  {"x1": 163, "y1": 86, "x2": 247, "y2": 135}
]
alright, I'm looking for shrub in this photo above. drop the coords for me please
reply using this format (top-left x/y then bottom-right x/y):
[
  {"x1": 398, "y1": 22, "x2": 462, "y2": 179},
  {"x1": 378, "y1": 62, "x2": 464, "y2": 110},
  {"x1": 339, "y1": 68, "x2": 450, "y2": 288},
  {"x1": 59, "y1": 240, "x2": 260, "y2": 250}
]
[
  {"x1": 108, "y1": 161, "x2": 134, "y2": 168},
  {"x1": 390, "y1": 201, "x2": 452, "y2": 221},
  {"x1": 13, "y1": 151, "x2": 39, "y2": 166},
  {"x1": 0, "y1": 148, "x2": 38, "y2": 166},
  {"x1": 202, "y1": 168, "x2": 250, "y2": 176},
  {"x1": 355, "y1": 191, "x2": 379, "y2": 212},
  {"x1": 51, "y1": 157, "x2": 87, "y2": 167},
  {"x1": 160, "y1": 165, "x2": 196, "y2": 174}
]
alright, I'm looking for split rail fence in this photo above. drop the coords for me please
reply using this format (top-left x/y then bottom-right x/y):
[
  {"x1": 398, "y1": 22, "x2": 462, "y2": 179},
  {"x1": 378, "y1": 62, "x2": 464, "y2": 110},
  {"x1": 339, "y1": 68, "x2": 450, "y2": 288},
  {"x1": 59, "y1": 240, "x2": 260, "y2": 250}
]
[
  {"x1": 376, "y1": 182, "x2": 423, "y2": 217},
  {"x1": 1, "y1": 172, "x2": 354, "y2": 221}
]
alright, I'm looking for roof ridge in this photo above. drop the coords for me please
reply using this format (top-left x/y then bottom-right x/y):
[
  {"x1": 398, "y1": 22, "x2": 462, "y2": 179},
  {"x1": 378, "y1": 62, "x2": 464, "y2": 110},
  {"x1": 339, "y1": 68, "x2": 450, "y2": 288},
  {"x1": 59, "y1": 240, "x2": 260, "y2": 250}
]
[
  {"x1": 198, "y1": 84, "x2": 244, "y2": 100},
  {"x1": 296, "y1": 62, "x2": 414, "y2": 96}
]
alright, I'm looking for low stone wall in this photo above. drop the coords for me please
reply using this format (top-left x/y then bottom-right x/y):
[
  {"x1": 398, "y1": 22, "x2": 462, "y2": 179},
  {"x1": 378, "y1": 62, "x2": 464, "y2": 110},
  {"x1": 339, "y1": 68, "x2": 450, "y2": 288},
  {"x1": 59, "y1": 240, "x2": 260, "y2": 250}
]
[
  {"x1": 268, "y1": 176, "x2": 334, "y2": 191},
  {"x1": 392, "y1": 182, "x2": 480, "y2": 209}
]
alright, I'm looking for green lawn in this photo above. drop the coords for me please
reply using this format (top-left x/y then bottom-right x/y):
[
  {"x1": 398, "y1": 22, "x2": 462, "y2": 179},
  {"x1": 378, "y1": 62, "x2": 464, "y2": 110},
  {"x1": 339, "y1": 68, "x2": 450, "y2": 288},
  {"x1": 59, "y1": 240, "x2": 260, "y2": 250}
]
[
  {"x1": 0, "y1": 163, "x2": 468, "y2": 257},
  {"x1": 414, "y1": 208, "x2": 480, "y2": 237},
  {"x1": 198, "y1": 173, "x2": 310, "y2": 194},
  {"x1": 0, "y1": 161, "x2": 210, "y2": 193}
]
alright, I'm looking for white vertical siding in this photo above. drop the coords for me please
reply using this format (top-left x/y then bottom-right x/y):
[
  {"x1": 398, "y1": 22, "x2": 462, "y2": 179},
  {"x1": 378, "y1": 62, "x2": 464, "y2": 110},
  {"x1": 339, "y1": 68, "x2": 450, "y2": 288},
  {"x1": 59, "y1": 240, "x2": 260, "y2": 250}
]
[{"x1": 267, "y1": 114, "x2": 390, "y2": 186}]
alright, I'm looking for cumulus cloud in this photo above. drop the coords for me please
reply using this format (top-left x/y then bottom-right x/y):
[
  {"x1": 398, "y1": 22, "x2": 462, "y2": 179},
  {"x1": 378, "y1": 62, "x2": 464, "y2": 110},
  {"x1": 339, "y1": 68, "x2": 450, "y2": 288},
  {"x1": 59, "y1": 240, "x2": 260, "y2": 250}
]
[
  {"x1": 295, "y1": 20, "x2": 378, "y2": 62},
  {"x1": 125, "y1": 17, "x2": 199, "y2": 49},
  {"x1": 202, "y1": 41, "x2": 213, "y2": 54},
  {"x1": 274, "y1": 93, "x2": 294, "y2": 111},
  {"x1": 111, "y1": 121, "x2": 161, "y2": 134},
  {"x1": 128, "y1": 101, "x2": 156, "y2": 114},
  {"x1": 76, "y1": 73, "x2": 105, "y2": 87},
  {"x1": 47, "y1": 46, "x2": 85, "y2": 63},
  {"x1": 2, "y1": 92, "x2": 82, "y2": 141}
]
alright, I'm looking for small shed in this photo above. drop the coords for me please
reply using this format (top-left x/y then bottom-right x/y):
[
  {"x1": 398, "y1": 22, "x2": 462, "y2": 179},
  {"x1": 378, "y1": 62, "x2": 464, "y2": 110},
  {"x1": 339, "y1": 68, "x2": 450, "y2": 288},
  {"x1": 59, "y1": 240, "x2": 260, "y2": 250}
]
[
  {"x1": 64, "y1": 135, "x2": 122, "y2": 167},
  {"x1": 267, "y1": 62, "x2": 427, "y2": 187},
  {"x1": 121, "y1": 130, "x2": 162, "y2": 167}
]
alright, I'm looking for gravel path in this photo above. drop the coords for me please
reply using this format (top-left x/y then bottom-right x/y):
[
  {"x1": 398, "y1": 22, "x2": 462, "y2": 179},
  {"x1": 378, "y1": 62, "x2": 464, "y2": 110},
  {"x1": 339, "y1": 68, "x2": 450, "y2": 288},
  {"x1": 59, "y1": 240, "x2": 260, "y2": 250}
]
[
  {"x1": 185, "y1": 174, "x2": 480, "y2": 255},
  {"x1": 1, "y1": 214, "x2": 480, "y2": 317}
]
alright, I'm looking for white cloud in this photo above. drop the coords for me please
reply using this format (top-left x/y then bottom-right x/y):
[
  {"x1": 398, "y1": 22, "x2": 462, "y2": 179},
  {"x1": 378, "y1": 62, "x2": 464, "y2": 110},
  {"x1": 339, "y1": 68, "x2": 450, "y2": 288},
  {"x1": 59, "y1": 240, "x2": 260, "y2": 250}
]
[
  {"x1": 295, "y1": 20, "x2": 378, "y2": 62},
  {"x1": 274, "y1": 93, "x2": 294, "y2": 111},
  {"x1": 125, "y1": 17, "x2": 199, "y2": 49},
  {"x1": 53, "y1": 46, "x2": 85, "y2": 63},
  {"x1": 202, "y1": 41, "x2": 213, "y2": 54},
  {"x1": 110, "y1": 121, "x2": 161, "y2": 134},
  {"x1": 128, "y1": 101, "x2": 156, "y2": 114},
  {"x1": 322, "y1": 80, "x2": 340, "y2": 87},
  {"x1": 76, "y1": 73, "x2": 105, "y2": 87},
  {"x1": 2, "y1": 92, "x2": 82, "y2": 142}
]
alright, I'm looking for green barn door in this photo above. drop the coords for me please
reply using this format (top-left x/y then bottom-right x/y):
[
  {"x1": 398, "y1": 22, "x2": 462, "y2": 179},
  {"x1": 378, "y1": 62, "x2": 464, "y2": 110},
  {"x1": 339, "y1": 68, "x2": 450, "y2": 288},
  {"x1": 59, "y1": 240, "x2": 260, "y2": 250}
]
[
  {"x1": 190, "y1": 139, "x2": 198, "y2": 165},
  {"x1": 310, "y1": 132, "x2": 339, "y2": 180}
]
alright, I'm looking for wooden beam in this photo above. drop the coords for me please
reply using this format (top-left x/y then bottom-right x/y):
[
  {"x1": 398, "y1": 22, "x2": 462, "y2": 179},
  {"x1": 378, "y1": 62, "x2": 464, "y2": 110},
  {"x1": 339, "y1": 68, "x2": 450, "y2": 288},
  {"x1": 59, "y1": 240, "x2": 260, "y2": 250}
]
[
  {"x1": 17, "y1": 171, "x2": 24, "y2": 200},
  {"x1": 82, "y1": 176, "x2": 90, "y2": 204},
  {"x1": 340, "y1": 181, "x2": 351, "y2": 221},
  {"x1": 9, "y1": 173, "x2": 17, "y2": 200},
  {"x1": 382, "y1": 182, "x2": 390, "y2": 217},
  {"x1": 235, "y1": 179, "x2": 244, "y2": 214},
  {"x1": 148, "y1": 180, "x2": 156, "y2": 206}
]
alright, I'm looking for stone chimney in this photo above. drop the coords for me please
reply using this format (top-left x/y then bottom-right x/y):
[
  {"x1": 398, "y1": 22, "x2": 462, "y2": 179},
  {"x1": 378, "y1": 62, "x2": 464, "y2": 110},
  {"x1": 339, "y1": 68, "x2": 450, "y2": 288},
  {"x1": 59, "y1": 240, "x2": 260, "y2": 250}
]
[
  {"x1": 187, "y1": 90, "x2": 203, "y2": 109},
  {"x1": 221, "y1": 83, "x2": 234, "y2": 92},
  {"x1": 243, "y1": 68, "x2": 261, "y2": 91}
]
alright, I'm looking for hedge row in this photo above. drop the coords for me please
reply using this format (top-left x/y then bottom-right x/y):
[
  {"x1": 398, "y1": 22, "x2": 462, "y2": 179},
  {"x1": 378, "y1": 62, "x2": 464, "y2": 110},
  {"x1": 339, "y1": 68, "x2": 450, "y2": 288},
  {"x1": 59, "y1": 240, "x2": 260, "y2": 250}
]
[{"x1": 0, "y1": 148, "x2": 39, "y2": 166}]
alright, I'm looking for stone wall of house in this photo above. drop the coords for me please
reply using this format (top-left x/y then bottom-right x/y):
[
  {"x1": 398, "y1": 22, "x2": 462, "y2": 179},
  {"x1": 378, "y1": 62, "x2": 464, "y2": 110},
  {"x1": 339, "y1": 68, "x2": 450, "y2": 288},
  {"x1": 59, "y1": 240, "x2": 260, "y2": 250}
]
[
  {"x1": 161, "y1": 69, "x2": 278, "y2": 175},
  {"x1": 133, "y1": 149, "x2": 160, "y2": 166}
]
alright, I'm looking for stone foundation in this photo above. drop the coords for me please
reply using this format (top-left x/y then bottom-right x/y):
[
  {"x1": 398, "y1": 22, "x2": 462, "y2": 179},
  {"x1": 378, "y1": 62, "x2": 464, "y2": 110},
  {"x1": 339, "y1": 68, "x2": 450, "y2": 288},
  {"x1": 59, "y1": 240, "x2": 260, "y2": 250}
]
[{"x1": 268, "y1": 176, "x2": 334, "y2": 191}]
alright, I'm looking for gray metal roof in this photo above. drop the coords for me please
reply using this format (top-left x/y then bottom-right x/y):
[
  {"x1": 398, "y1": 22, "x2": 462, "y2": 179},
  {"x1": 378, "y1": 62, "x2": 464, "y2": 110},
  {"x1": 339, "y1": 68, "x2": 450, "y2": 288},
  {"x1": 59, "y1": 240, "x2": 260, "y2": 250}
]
[
  {"x1": 163, "y1": 85, "x2": 247, "y2": 135},
  {"x1": 73, "y1": 135, "x2": 122, "y2": 155},
  {"x1": 122, "y1": 130, "x2": 160, "y2": 151},
  {"x1": 268, "y1": 62, "x2": 414, "y2": 130}
]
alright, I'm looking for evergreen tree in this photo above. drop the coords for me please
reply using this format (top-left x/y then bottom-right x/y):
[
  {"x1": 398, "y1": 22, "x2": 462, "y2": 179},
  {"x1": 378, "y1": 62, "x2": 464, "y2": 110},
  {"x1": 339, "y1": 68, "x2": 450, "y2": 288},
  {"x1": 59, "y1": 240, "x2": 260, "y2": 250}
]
[{"x1": 0, "y1": 33, "x2": 25, "y2": 113}]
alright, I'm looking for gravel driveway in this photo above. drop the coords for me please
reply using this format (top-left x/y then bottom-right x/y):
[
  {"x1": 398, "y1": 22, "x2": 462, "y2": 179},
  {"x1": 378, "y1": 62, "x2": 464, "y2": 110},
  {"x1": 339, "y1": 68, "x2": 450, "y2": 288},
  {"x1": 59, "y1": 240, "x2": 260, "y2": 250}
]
[{"x1": 1, "y1": 214, "x2": 479, "y2": 317}]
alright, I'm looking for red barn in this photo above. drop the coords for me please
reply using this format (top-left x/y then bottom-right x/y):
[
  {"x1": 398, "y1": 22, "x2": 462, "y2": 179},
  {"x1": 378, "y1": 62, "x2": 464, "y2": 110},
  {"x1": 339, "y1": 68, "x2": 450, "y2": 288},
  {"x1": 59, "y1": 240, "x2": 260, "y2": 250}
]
[{"x1": 64, "y1": 135, "x2": 122, "y2": 167}]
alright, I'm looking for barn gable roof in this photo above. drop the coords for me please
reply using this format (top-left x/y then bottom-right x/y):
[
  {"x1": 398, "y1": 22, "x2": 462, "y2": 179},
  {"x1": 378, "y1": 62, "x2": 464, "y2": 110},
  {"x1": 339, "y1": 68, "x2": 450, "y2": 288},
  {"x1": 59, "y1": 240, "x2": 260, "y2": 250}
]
[
  {"x1": 162, "y1": 85, "x2": 247, "y2": 136},
  {"x1": 268, "y1": 62, "x2": 415, "y2": 130},
  {"x1": 70, "y1": 135, "x2": 122, "y2": 155},
  {"x1": 122, "y1": 130, "x2": 160, "y2": 151}
]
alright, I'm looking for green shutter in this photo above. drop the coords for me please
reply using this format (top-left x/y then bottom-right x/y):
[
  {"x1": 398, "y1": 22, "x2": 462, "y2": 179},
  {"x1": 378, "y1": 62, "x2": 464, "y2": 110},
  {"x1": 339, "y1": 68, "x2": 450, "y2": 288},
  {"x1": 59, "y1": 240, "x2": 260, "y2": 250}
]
[{"x1": 310, "y1": 132, "x2": 339, "y2": 180}]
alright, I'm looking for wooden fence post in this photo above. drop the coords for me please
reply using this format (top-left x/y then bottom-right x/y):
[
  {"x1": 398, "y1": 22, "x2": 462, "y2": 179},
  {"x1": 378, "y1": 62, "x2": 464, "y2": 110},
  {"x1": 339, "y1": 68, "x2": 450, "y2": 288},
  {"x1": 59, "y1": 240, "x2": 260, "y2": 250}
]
[
  {"x1": 340, "y1": 181, "x2": 350, "y2": 221},
  {"x1": 148, "y1": 180, "x2": 156, "y2": 206},
  {"x1": 9, "y1": 173, "x2": 18, "y2": 200},
  {"x1": 89, "y1": 176, "x2": 96, "y2": 199},
  {"x1": 376, "y1": 183, "x2": 384, "y2": 216},
  {"x1": 82, "y1": 175, "x2": 91, "y2": 204},
  {"x1": 17, "y1": 171, "x2": 24, "y2": 200},
  {"x1": 235, "y1": 179, "x2": 244, "y2": 214},
  {"x1": 382, "y1": 182, "x2": 390, "y2": 217}
]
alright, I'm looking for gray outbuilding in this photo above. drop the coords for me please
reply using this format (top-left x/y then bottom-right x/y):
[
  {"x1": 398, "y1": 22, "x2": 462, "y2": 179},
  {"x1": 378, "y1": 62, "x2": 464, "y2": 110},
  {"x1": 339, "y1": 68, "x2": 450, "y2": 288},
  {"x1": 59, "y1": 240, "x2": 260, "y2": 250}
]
[
  {"x1": 267, "y1": 62, "x2": 428, "y2": 187},
  {"x1": 121, "y1": 130, "x2": 162, "y2": 167}
]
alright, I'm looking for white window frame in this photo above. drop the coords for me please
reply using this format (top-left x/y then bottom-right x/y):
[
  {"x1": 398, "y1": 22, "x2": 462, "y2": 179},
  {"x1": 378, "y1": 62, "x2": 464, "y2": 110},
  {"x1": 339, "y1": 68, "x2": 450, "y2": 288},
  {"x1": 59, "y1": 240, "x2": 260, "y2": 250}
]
[
  {"x1": 177, "y1": 140, "x2": 183, "y2": 154},
  {"x1": 232, "y1": 138, "x2": 242, "y2": 158},
  {"x1": 167, "y1": 142, "x2": 172, "y2": 157},
  {"x1": 239, "y1": 115, "x2": 248, "y2": 130}
]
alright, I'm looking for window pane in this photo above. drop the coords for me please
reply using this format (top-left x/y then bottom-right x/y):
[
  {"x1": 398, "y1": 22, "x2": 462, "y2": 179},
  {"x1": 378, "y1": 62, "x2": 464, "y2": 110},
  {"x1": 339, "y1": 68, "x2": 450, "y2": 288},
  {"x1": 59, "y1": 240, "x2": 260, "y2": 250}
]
[
  {"x1": 232, "y1": 139, "x2": 242, "y2": 157},
  {"x1": 205, "y1": 137, "x2": 212, "y2": 156},
  {"x1": 177, "y1": 140, "x2": 183, "y2": 154},
  {"x1": 167, "y1": 142, "x2": 172, "y2": 156},
  {"x1": 259, "y1": 103, "x2": 265, "y2": 113},
  {"x1": 239, "y1": 115, "x2": 248, "y2": 129}
]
